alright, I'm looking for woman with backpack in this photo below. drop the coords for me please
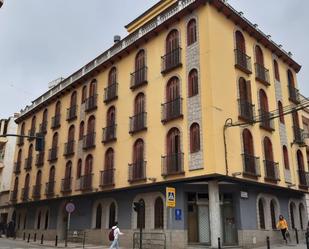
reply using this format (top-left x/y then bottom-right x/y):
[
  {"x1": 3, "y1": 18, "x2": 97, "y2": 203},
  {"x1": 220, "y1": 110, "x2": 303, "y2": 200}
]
[{"x1": 109, "y1": 222, "x2": 123, "y2": 249}]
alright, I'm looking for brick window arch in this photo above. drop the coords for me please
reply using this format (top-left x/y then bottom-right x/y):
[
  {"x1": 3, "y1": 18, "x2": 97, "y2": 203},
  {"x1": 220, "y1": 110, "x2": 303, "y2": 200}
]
[
  {"x1": 166, "y1": 29, "x2": 179, "y2": 54},
  {"x1": 79, "y1": 121, "x2": 84, "y2": 140},
  {"x1": 258, "y1": 198, "x2": 266, "y2": 229},
  {"x1": 137, "y1": 198, "x2": 145, "y2": 229},
  {"x1": 190, "y1": 123, "x2": 200, "y2": 153},
  {"x1": 154, "y1": 197, "x2": 164, "y2": 229},
  {"x1": 104, "y1": 148, "x2": 114, "y2": 170},
  {"x1": 187, "y1": 19, "x2": 197, "y2": 46},
  {"x1": 274, "y1": 60, "x2": 280, "y2": 81},
  {"x1": 133, "y1": 139, "x2": 144, "y2": 164},
  {"x1": 89, "y1": 80, "x2": 97, "y2": 97},
  {"x1": 108, "y1": 67, "x2": 117, "y2": 86},
  {"x1": 134, "y1": 93, "x2": 145, "y2": 115},
  {"x1": 109, "y1": 202, "x2": 116, "y2": 229},
  {"x1": 255, "y1": 45, "x2": 264, "y2": 66},
  {"x1": 235, "y1": 30, "x2": 246, "y2": 53},
  {"x1": 278, "y1": 101, "x2": 284, "y2": 124},
  {"x1": 166, "y1": 77, "x2": 180, "y2": 102},
  {"x1": 107, "y1": 106, "x2": 116, "y2": 126},
  {"x1": 188, "y1": 69, "x2": 198, "y2": 97},
  {"x1": 95, "y1": 204, "x2": 102, "y2": 229},
  {"x1": 81, "y1": 85, "x2": 87, "y2": 104},
  {"x1": 70, "y1": 91, "x2": 77, "y2": 107},
  {"x1": 77, "y1": 159, "x2": 82, "y2": 178},
  {"x1": 283, "y1": 146, "x2": 290, "y2": 170}
]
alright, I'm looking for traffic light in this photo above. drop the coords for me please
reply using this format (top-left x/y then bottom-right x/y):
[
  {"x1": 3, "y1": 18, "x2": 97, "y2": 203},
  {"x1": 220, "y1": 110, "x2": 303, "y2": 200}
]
[
  {"x1": 35, "y1": 134, "x2": 45, "y2": 152},
  {"x1": 133, "y1": 202, "x2": 141, "y2": 213}
]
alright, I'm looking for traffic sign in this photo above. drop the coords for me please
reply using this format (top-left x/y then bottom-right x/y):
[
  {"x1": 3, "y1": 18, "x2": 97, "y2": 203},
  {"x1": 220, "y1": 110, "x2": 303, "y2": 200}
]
[
  {"x1": 65, "y1": 202, "x2": 75, "y2": 213},
  {"x1": 166, "y1": 187, "x2": 176, "y2": 207},
  {"x1": 175, "y1": 209, "x2": 182, "y2": 220}
]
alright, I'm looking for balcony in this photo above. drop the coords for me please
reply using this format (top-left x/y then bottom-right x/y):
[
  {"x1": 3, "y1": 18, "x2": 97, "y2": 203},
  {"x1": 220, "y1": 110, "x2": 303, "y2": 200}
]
[
  {"x1": 24, "y1": 157, "x2": 32, "y2": 171},
  {"x1": 293, "y1": 126, "x2": 306, "y2": 146},
  {"x1": 242, "y1": 154, "x2": 260, "y2": 177},
  {"x1": 45, "y1": 181, "x2": 55, "y2": 196},
  {"x1": 39, "y1": 121, "x2": 48, "y2": 134},
  {"x1": 17, "y1": 136, "x2": 24, "y2": 146},
  {"x1": 66, "y1": 105, "x2": 77, "y2": 121},
  {"x1": 255, "y1": 63, "x2": 270, "y2": 86},
  {"x1": 10, "y1": 190, "x2": 18, "y2": 202},
  {"x1": 104, "y1": 83, "x2": 118, "y2": 103},
  {"x1": 162, "y1": 153, "x2": 184, "y2": 177},
  {"x1": 64, "y1": 140, "x2": 75, "y2": 156},
  {"x1": 85, "y1": 95, "x2": 98, "y2": 112},
  {"x1": 238, "y1": 99, "x2": 255, "y2": 123},
  {"x1": 100, "y1": 169, "x2": 115, "y2": 187},
  {"x1": 130, "y1": 66, "x2": 148, "y2": 90},
  {"x1": 35, "y1": 152, "x2": 45, "y2": 167},
  {"x1": 259, "y1": 110, "x2": 275, "y2": 131},
  {"x1": 28, "y1": 128, "x2": 36, "y2": 141},
  {"x1": 51, "y1": 114, "x2": 61, "y2": 129},
  {"x1": 161, "y1": 97, "x2": 183, "y2": 123},
  {"x1": 128, "y1": 161, "x2": 146, "y2": 182},
  {"x1": 32, "y1": 184, "x2": 41, "y2": 199},
  {"x1": 298, "y1": 170, "x2": 309, "y2": 188},
  {"x1": 13, "y1": 162, "x2": 21, "y2": 174},
  {"x1": 48, "y1": 147, "x2": 58, "y2": 162},
  {"x1": 234, "y1": 49, "x2": 252, "y2": 74},
  {"x1": 129, "y1": 112, "x2": 147, "y2": 134},
  {"x1": 61, "y1": 178, "x2": 72, "y2": 193},
  {"x1": 161, "y1": 47, "x2": 182, "y2": 74},
  {"x1": 264, "y1": 160, "x2": 280, "y2": 182},
  {"x1": 78, "y1": 174, "x2": 93, "y2": 191},
  {"x1": 83, "y1": 133, "x2": 96, "y2": 150},
  {"x1": 102, "y1": 125, "x2": 117, "y2": 143},
  {"x1": 288, "y1": 85, "x2": 300, "y2": 104},
  {"x1": 21, "y1": 187, "x2": 29, "y2": 201}
]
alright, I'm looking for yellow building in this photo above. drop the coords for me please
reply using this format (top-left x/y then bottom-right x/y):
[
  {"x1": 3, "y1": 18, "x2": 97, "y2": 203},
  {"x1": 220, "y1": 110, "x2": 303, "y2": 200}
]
[{"x1": 9, "y1": 0, "x2": 309, "y2": 248}]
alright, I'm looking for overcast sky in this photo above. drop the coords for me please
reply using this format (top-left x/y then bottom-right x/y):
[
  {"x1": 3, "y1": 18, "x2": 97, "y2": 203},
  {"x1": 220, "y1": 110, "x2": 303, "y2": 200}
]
[{"x1": 0, "y1": 0, "x2": 308, "y2": 118}]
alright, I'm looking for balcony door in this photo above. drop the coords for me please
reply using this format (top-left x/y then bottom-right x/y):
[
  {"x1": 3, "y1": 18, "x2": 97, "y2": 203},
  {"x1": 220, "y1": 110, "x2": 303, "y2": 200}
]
[
  {"x1": 166, "y1": 77, "x2": 180, "y2": 102},
  {"x1": 255, "y1": 46, "x2": 264, "y2": 66},
  {"x1": 107, "y1": 107, "x2": 115, "y2": 127},
  {"x1": 166, "y1": 30, "x2": 179, "y2": 54},
  {"x1": 167, "y1": 128, "x2": 181, "y2": 173},
  {"x1": 242, "y1": 129, "x2": 255, "y2": 174},
  {"x1": 236, "y1": 31, "x2": 246, "y2": 53},
  {"x1": 133, "y1": 139, "x2": 144, "y2": 179}
]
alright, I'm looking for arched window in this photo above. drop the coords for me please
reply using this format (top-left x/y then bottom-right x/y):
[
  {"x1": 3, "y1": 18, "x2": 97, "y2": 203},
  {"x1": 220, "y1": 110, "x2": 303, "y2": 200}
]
[
  {"x1": 134, "y1": 93, "x2": 145, "y2": 115},
  {"x1": 107, "y1": 107, "x2": 116, "y2": 127},
  {"x1": 132, "y1": 139, "x2": 145, "y2": 180},
  {"x1": 264, "y1": 137, "x2": 275, "y2": 180},
  {"x1": 259, "y1": 89, "x2": 269, "y2": 112},
  {"x1": 30, "y1": 116, "x2": 36, "y2": 132},
  {"x1": 239, "y1": 78, "x2": 251, "y2": 103},
  {"x1": 17, "y1": 149, "x2": 22, "y2": 164},
  {"x1": 292, "y1": 110, "x2": 300, "y2": 128},
  {"x1": 270, "y1": 200, "x2": 277, "y2": 229},
  {"x1": 188, "y1": 69, "x2": 198, "y2": 97},
  {"x1": 81, "y1": 85, "x2": 87, "y2": 103},
  {"x1": 166, "y1": 77, "x2": 180, "y2": 102},
  {"x1": 68, "y1": 125, "x2": 75, "y2": 142},
  {"x1": 190, "y1": 123, "x2": 200, "y2": 153},
  {"x1": 13, "y1": 177, "x2": 19, "y2": 192},
  {"x1": 24, "y1": 174, "x2": 30, "y2": 189},
  {"x1": 77, "y1": 159, "x2": 82, "y2": 178},
  {"x1": 67, "y1": 126, "x2": 75, "y2": 154},
  {"x1": 258, "y1": 199, "x2": 266, "y2": 229},
  {"x1": 55, "y1": 101, "x2": 61, "y2": 116},
  {"x1": 42, "y1": 109, "x2": 48, "y2": 133},
  {"x1": 108, "y1": 67, "x2": 117, "y2": 86},
  {"x1": 20, "y1": 123, "x2": 25, "y2": 136},
  {"x1": 242, "y1": 129, "x2": 255, "y2": 174},
  {"x1": 274, "y1": 60, "x2": 280, "y2": 81},
  {"x1": 235, "y1": 31, "x2": 246, "y2": 53},
  {"x1": 278, "y1": 101, "x2": 284, "y2": 124},
  {"x1": 255, "y1": 45, "x2": 264, "y2": 66},
  {"x1": 28, "y1": 144, "x2": 33, "y2": 160},
  {"x1": 137, "y1": 199, "x2": 145, "y2": 229},
  {"x1": 44, "y1": 211, "x2": 49, "y2": 230},
  {"x1": 79, "y1": 121, "x2": 84, "y2": 140},
  {"x1": 154, "y1": 197, "x2": 164, "y2": 229},
  {"x1": 49, "y1": 166, "x2": 55, "y2": 183},
  {"x1": 166, "y1": 30, "x2": 179, "y2": 54},
  {"x1": 43, "y1": 109, "x2": 48, "y2": 123},
  {"x1": 297, "y1": 150, "x2": 306, "y2": 186},
  {"x1": 70, "y1": 91, "x2": 77, "y2": 107},
  {"x1": 283, "y1": 146, "x2": 290, "y2": 170},
  {"x1": 65, "y1": 161, "x2": 72, "y2": 179},
  {"x1": 85, "y1": 155, "x2": 93, "y2": 175},
  {"x1": 135, "y1": 50, "x2": 146, "y2": 71},
  {"x1": 89, "y1": 80, "x2": 97, "y2": 97},
  {"x1": 187, "y1": 19, "x2": 197, "y2": 46},
  {"x1": 87, "y1": 116, "x2": 95, "y2": 134},
  {"x1": 288, "y1": 70, "x2": 295, "y2": 88},
  {"x1": 109, "y1": 202, "x2": 116, "y2": 229},
  {"x1": 37, "y1": 211, "x2": 41, "y2": 229},
  {"x1": 105, "y1": 148, "x2": 114, "y2": 170},
  {"x1": 290, "y1": 202, "x2": 296, "y2": 229},
  {"x1": 299, "y1": 203, "x2": 305, "y2": 230},
  {"x1": 95, "y1": 204, "x2": 102, "y2": 229},
  {"x1": 166, "y1": 128, "x2": 182, "y2": 174},
  {"x1": 35, "y1": 170, "x2": 42, "y2": 186}
]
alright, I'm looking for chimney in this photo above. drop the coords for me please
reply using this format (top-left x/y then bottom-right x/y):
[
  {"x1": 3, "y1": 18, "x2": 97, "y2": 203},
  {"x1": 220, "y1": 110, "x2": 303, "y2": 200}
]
[{"x1": 114, "y1": 35, "x2": 121, "y2": 44}]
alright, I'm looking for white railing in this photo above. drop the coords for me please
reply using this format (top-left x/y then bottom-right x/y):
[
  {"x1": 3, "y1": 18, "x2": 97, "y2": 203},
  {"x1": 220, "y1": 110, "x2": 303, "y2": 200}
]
[{"x1": 19, "y1": 0, "x2": 196, "y2": 118}]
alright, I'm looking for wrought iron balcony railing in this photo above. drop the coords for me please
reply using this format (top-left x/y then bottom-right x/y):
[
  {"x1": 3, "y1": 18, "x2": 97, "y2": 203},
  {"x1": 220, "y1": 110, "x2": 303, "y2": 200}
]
[
  {"x1": 48, "y1": 147, "x2": 58, "y2": 162},
  {"x1": 298, "y1": 170, "x2": 309, "y2": 188},
  {"x1": 293, "y1": 126, "x2": 305, "y2": 145},
  {"x1": 39, "y1": 121, "x2": 48, "y2": 134},
  {"x1": 21, "y1": 187, "x2": 29, "y2": 201},
  {"x1": 78, "y1": 174, "x2": 93, "y2": 190},
  {"x1": 66, "y1": 105, "x2": 78, "y2": 121},
  {"x1": 13, "y1": 162, "x2": 21, "y2": 174},
  {"x1": 83, "y1": 133, "x2": 96, "y2": 149},
  {"x1": 24, "y1": 157, "x2": 32, "y2": 171},
  {"x1": 255, "y1": 63, "x2": 270, "y2": 86},
  {"x1": 35, "y1": 152, "x2": 45, "y2": 167},
  {"x1": 128, "y1": 161, "x2": 146, "y2": 182},
  {"x1": 242, "y1": 153, "x2": 260, "y2": 177},
  {"x1": 104, "y1": 83, "x2": 118, "y2": 103},
  {"x1": 288, "y1": 85, "x2": 300, "y2": 104},
  {"x1": 234, "y1": 49, "x2": 252, "y2": 74},
  {"x1": 102, "y1": 125, "x2": 117, "y2": 143},
  {"x1": 161, "y1": 97, "x2": 183, "y2": 123},
  {"x1": 64, "y1": 140, "x2": 75, "y2": 156},
  {"x1": 259, "y1": 109, "x2": 275, "y2": 131},
  {"x1": 129, "y1": 112, "x2": 147, "y2": 134},
  {"x1": 238, "y1": 99, "x2": 255, "y2": 123},
  {"x1": 17, "y1": 136, "x2": 24, "y2": 146},
  {"x1": 28, "y1": 128, "x2": 36, "y2": 141},
  {"x1": 162, "y1": 153, "x2": 184, "y2": 176},
  {"x1": 100, "y1": 169, "x2": 115, "y2": 187},
  {"x1": 161, "y1": 47, "x2": 182, "y2": 74},
  {"x1": 51, "y1": 114, "x2": 61, "y2": 129},
  {"x1": 61, "y1": 178, "x2": 72, "y2": 192},
  {"x1": 45, "y1": 181, "x2": 55, "y2": 196},
  {"x1": 85, "y1": 95, "x2": 98, "y2": 112},
  {"x1": 130, "y1": 66, "x2": 148, "y2": 90},
  {"x1": 32, "y1": 184, "x2": 41, "y2": 199},
  {"x1": 264, "y1": 160, "x2": 280, "y2": 181},
  {"x1": 10, "y1": 190, "x2": 18, "y2": 202}
]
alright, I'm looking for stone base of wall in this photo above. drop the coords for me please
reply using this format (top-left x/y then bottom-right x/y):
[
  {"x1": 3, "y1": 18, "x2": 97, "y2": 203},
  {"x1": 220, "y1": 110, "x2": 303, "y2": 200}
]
[{"x1": 16, "y1": 229, "x2": 57, "y2": 241}]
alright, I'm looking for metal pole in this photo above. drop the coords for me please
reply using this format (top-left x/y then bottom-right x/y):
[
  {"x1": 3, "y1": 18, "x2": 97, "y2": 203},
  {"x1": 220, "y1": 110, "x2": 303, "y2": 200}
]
[
  {"x1": 306, "y1": 232, "x2": 309, "y2": 249},
  {"x1": 218, "y1": 237, "x2": 221, "y2": 249},
  {"x1": 266, "y1": 236, "x2": 270, "y2": 249},
  {"x1": 27, "y1": 233, "x2": 30, "y2": 243},
  {"x1": 295, "y1": 228, "x2": 299, "y2": 244},
  {"x1": 40, "y1": 234, "x2": 44, "y2": 244},
  {"x1": 65, "y1": 212, "x2": 70, "y2": 247},
  {"x1": 55, "y1": 235, "x2": 58, "y2": 247},
  {"x1": 33, "y1": 233, "x2": 36, "y2": 242},
  {"x1": 23, "y1": 232, "x2": 25, "y2": 240},
  {"x1": 83, "y1": 231, "x2": 86, "y2": 248},
  {"x1": 139, "y1": 215, "x2": 142, "y2": 249}
]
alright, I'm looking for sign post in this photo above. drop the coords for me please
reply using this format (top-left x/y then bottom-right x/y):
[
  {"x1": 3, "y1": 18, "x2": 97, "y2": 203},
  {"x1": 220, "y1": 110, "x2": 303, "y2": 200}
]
[
  {"x1": 166, "y1": 187, "x2": 176, "y2": 230},
  {"x1": 65, "y1": 202, "x2": 75, "y2": 247}
]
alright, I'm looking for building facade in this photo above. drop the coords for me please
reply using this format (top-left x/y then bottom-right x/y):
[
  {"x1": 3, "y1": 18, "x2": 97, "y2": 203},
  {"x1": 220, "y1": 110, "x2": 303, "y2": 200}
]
[
  {"x1": 0, "y1": 116, "x2": 18, "y2": 225},
  {"x1": 9, "y1": 0, "x2": 309, "y2": 248}
]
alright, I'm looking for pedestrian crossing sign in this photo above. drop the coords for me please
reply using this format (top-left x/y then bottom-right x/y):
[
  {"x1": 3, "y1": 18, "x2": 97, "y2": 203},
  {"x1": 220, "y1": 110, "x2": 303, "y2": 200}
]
[{"x1": 166, "y1": 187, "x2": 176, "y2": 207}]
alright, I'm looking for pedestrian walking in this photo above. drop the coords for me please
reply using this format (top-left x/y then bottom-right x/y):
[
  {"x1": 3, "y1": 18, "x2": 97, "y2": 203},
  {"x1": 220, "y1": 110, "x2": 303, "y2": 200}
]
[
  {"x1": 109, "y1": 222, "x2": 124, "y2": 249},
  {"x1": 277, "y1": 215, "x2": 288, "y2": 244}
]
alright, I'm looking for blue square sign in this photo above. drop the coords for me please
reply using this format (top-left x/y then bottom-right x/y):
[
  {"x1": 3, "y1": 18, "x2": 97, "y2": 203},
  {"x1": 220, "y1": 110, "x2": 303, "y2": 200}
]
[{"x1": 175, "y1": 208, "x2": 182, "y2": 221}]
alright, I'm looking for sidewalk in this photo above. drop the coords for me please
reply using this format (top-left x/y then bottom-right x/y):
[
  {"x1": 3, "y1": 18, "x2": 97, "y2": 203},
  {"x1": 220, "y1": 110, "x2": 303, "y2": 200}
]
[{"x1": 256, "y1": 243, "x2": 307, "y2": 249}]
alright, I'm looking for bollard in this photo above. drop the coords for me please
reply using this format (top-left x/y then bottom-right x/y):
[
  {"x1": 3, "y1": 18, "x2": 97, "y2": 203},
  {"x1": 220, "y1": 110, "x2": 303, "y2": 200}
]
[
  {"x1": 82, "y1": 232, "x2": 86, "y2": 249},
  {"x1": 266, "y1": 236, "x2": 270, "y2": 249},
  {"x1": 40, "y1": 234, "x2": 44, "y2": 244},
  {"x1": 55, "y1": 235, "x2": 58, "y2": 247},
  {"x1": 23, "y1": 232, "x2": 25, "y2": 240},
  {"x1": 33, "y1": 233, "x2": 36, "y2": 242},
  {"x1": 306, "y1": 232, "x2": 309, "y2": 249},
  {"x1": 27, "y1": 233, "x2": 30, "y2": 243},
  {"x1": 218, "y1": 237, "x2": 221, "y2": 249},
  {"x1": 295, "y1": 228, "x2": 299, "y2": 244}
]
